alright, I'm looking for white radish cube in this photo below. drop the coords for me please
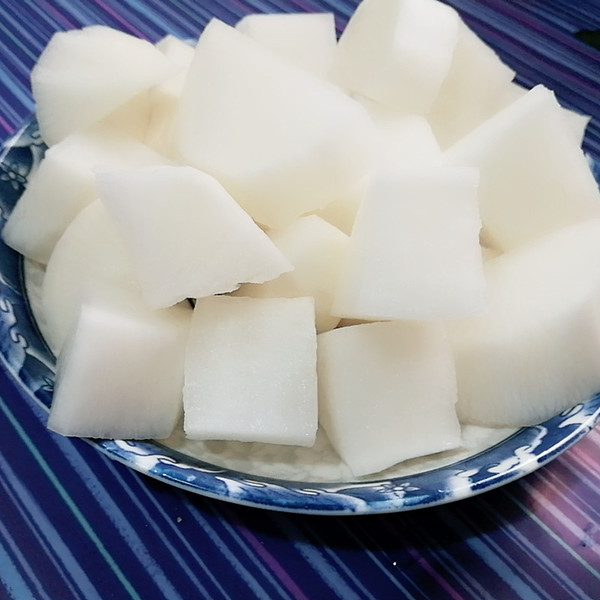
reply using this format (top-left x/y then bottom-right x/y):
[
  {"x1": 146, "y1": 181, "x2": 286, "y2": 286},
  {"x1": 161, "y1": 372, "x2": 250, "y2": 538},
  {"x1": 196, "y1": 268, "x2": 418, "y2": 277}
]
[
  {"x1": 2, "y1": 128, "x2": 169, "y2": 264},
  {"x1": 32, "y1": 26, "x2": 174, "y2": 145},
  {"x1": 175, "y1": 18, "x2": 376, "y2": 228},
  {"x1": 183, "y1": 296, "x2": 318, "y2": 446},
  {"x1": 428, "y1": 20, "x2": 516, "y2": 148},
  {"x1": 236, "y1": 12, "x2": 337, "y2": 78},
  {"x1": 97, "y1": 165, "x2": 292, "y2": 308},
  {"x1": 447, "y1": 219, "x2": 600, "y2": 427},
  {"x1": 313, "y1": 186, "x2": 365, "y2": 236},
  {"x1": 234, "y1": 215, "x2": 349, "y2": 333},
  {"x1": 444, "y1": 84, "x2": 600, "y2": 251},
  {"x1": 317, "y1": 320, "x2": 461, "y2": 477},
  {"x1": 329, "y1": 0, "x2": 459, "y2": 113},
  {"x1": 47, "y1": 295, "x2": 191, "y2": 439},
  {"x1": 96, "y1": 91, "x2": 153, "y2": 143},
  {"x1": 41, "y1": 199, "x2": 143, "y2": 355},
  {"x1": 332, "y1": 167, "x2": 485, "y2": 320},
  {"x1": 146, "y1": 35, "x2": 195, "y2": 156}
]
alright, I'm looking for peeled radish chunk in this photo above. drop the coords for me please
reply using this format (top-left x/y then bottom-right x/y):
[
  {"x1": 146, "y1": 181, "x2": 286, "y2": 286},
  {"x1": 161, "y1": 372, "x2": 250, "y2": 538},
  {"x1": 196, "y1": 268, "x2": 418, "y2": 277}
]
[
  {"x1": 176, "y1": 18, "x2": 376, "y2": 228},
  {"x1": 234, "y1": 215, "x2": 349, "y2": 333},
  {"x1": 47, "y1": 295, "x2": 191, "y2": 439},
  {"x1": 358, "y1": 98, "x2": 442, "y2": 170},
  {"x1": 444, "y1": 84, "x2": 600, "y2": 252},
  {"x1": 317, "y1": 320, "x2": 461, "y2": 477},
  {"x1": 428, "y1": 21, "x2": 516, "y2": 148},
  {"x1": 97, "y1": 165, "x2": 292, "y2": 309},
  {"x1": 2, "y1": 128, "x2": 168, "y2": 264},
  {"x1": 146, "y1": 35, "x2": 195, "y2": 156},
  {"x1": 448, "y1": 219, "x2": 600, "y2": 427},
  {"x1": 329, "y1": 0, "x2": 459, "y2": 114},
  {"x1": 32, "y1": 26, "x2": 174, "y2": 145},
  {"x1": 42, "y1": 200, "x2": 142, "y2": 355},
  {"x1": 235, "y1": 12, "x2": 337, "y2": 78},
  {"x1": 184, "y1": 296, "x2": 318, "y2": 446},
  {"x1": 332, "y1": 167, "x2": 485, "y2": 321}
]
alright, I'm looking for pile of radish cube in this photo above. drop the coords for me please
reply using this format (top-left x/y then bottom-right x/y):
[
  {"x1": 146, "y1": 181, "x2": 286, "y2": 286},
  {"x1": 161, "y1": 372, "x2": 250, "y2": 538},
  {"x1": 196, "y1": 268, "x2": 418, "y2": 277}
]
[{"x1": 5, "y1": 0, "x2": 600, "y2": 477}]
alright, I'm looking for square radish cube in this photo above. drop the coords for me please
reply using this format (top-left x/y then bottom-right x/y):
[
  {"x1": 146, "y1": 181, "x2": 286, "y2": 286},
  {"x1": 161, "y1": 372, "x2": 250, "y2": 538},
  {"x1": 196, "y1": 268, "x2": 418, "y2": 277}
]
[
  {"x1": 235, "y1": 12, "x2": 337, "y2": 78},
  {"x1": 329, "y1": 0, "x2": 459, "y2": 113},
  {"x1": 47, "y1": 296, "x2": 191, "y2": 440},
  {"x1": 448, "y1": 219, "x2": 600, "y2": 427},
  {"x1": 32, "y1": 26, "x2": 174, "y2": 145},
  {"x1": 175, "y1": 18, "x2": 376, "y2": 228},
  {"x1": 332, "y1": 167, "x2": 485, "y2": 320},
  {"x1": 234, "y1": 215, "x2": 349, "y2": 333},
  {"x1": 97, "y1": 165, "x2": 292, "y2": 309},
  {"x1": 429, "y1": 20, "x2": 516, "y2": 148},
  {"x1": 2, "y1": 128, "x2": 169, "y2": 264},
  {"x1": 444, "y1": 84, "x2": 600, "y2": 251},
  {"x1": 317, "y1": 320, "x2": 461, "y2": 477},
  {"x1": 183, "y1": 296, "x2": 318, "y2": 446}
]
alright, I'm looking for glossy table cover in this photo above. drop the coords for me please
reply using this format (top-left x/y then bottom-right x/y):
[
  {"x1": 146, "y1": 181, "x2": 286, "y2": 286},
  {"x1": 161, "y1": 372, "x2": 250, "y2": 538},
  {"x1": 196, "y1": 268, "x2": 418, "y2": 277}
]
[{"x1": 1, "y1": 1, "x2": 600, "y2": 598}]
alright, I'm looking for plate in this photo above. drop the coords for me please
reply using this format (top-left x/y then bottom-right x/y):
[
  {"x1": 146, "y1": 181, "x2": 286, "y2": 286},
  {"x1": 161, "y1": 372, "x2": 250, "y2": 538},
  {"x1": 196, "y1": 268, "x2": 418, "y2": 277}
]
[{"x1": 2, "y1": 118, "x2": 600, "y2": 515}]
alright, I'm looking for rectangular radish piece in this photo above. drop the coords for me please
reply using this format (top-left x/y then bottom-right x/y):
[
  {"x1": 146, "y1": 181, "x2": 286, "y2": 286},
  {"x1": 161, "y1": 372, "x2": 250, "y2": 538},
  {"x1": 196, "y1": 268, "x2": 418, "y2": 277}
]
[
  {"x1": 176, "y1": 18, "x2": 376, "y2": 228},
  {"x1": 317, "y1": 321, "x2": 461, "y2": 477},
  {"x1": 183, "y1": 296, "x2": 318, "y2": 446},
  {"x1": 97, "y1": 165, "x2": 292, "y2": 309},
  {"x1": 447, "y1": 219, "x2": 600, "y2": 427},
  {"x1": 47, "y1": 295, "x2": 191, "y2": 440},
  {"x1": 332, "y1": 167, "x2": 485, "y2": 321}
]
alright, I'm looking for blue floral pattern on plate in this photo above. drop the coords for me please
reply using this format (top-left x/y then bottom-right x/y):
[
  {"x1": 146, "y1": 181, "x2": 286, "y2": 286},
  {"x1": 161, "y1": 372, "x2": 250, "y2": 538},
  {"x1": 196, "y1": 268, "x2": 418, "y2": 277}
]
[{"x1": 2, "y1": 118, "x2": 600, "y2": 515}]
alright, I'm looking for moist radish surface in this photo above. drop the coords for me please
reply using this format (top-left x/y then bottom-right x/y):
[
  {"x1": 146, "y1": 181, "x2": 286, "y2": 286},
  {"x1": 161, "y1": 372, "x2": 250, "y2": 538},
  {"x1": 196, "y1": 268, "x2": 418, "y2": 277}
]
[{"x1": 7, "y1": 0, "x2": 600, "y2": 481}]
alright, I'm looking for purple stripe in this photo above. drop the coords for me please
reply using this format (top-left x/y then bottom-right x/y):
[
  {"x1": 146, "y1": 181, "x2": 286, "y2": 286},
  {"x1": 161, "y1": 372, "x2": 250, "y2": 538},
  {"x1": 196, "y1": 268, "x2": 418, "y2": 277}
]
[{"x1": 236, "y1": 523, "x2": 312, "y2": 600}]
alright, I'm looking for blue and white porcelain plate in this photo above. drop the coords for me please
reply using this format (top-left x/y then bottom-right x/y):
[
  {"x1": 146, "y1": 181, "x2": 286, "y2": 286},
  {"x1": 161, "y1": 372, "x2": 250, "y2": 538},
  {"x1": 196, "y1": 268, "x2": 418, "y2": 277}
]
[{"x1": 2, "y1": 118, "x2": 600, "y2": 515}]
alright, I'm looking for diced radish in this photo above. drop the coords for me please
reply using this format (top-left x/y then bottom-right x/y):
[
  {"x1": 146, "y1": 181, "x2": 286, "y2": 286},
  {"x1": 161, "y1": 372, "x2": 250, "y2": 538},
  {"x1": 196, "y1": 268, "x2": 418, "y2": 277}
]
[
  {"x1": 47, "y1": 293, "x2": 191, "y2": 439},
  {"x1": 183, "y1": 295, "x2": 318, "y2": 446},
  {"x1": 428, "y1": 20, "x2": 516, "y2": 148},
  {"x1": 313, "y1": 186, "x2": 366, "y2": 236},
  {"x1": 96, "y1": 91, "x2": 153, "y2": 142},
  {"x1": 41, "y1": 199, "x2": 143, "y2": 355},
  {"x1": 31, "y1": 25, "x2": 174, "y2": 145},
  {"x1": 317, "y1": 320, "x2": 460, "y2": 476},
  {"x1": 2, "y1": 127, "x2": 169, "y2": 264},
  {"x1": 236, "y1": 12, "x2": 337, "y2": 78},
  {"x1": 329, "y1": 0, "x2": 459, "y2": 114},
  {"x1": 175, "y1": 18, "x2": 376, "y2": 228},
  {"x1": 444, "y1": 84, "x2": 600, "y2": 251},
  {"x1": 146, "y1": 35, "x2": 195, "y2": 156},
  {"x1": 234, "y1": 215, "x2": 349, "y2": 333},
  {"x1": 97, "y1": 165, "x2": 292, "y2": 308},
  {"x1": 332, "y1": 167, "x2": 485, "y2": 320},
  {"x1": 447, "y1": 219, "x2": 600, "y2": 427}
]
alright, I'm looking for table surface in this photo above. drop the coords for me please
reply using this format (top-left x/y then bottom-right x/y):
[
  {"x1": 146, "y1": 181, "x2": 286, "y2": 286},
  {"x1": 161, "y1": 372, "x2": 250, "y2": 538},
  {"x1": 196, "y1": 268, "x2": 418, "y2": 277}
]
[{"x1": 1, "y1": 1, "x2": 600, "y2": 599}]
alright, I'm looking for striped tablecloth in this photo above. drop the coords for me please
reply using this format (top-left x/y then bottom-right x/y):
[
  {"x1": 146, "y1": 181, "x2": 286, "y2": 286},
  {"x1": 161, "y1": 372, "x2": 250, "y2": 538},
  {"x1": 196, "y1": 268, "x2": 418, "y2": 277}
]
[{"x1": 1, "y1": 1, "x2": 600, "y2": 598}]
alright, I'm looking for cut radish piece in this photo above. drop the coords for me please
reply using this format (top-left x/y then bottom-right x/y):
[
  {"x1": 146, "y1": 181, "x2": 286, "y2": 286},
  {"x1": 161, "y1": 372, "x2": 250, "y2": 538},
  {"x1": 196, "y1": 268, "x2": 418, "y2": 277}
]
[
  {"x1": 183, "y1": 295, "x2": 318, "y2": 446},
  {"x1": 428, "y1": 20, "x2": 516, "y2": 148},
  {"x1": 41, "y1": 199, "x2": 144, "y2": 356},
  {"x1": 97, "y1": 165, "x2": 292, "y2": 308},
  {"x1": 332, "y1": 167, "x2": 485, "y2": 320},
  {"x1": 2, "y1": 128, "x2": 169, "y2": 264},
  {"x1": 236, "y1": 12, "x2": 337, "y2": 78},
  {"x1": 31, "y1": 25, "x2": 174, "y2": 145},
  {"x1": 329, "y1": 0, "x2": 459, "y2": 113},
  {"x1": 444, "y1": 84, "x2": 600, "y2": 251},
  {"x1": 448, "y1": 219, "x2": 600, "y2": 427},
  {"x1": 47, "y1": 294, "x2": 191, "y2": 439},
  {"x1": 317, "y1": 320, "x2": 460, "y2": 477},
  {"x1": 146, "y1": 35, "x2": 195, "y2": 156},
  {"x1": 175, "y1": 18, "x2": 376, "y2": 228},
  {"x1": 234, "y1": 215, "x2": 349, "y2": 333}
]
